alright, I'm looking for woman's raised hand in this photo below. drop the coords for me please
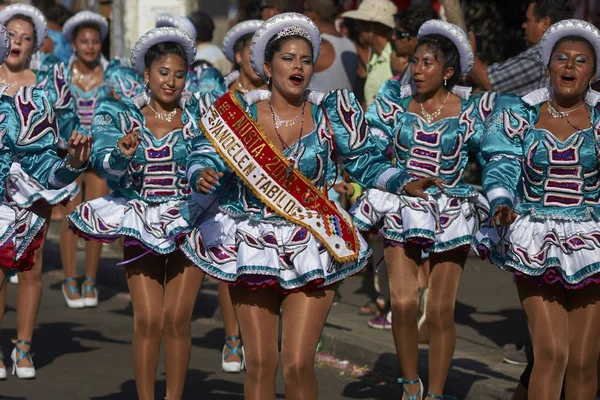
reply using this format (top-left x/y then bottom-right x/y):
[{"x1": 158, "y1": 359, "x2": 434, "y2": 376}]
[
  {"x1": 404, "y1": 177, "x2": 445, "y2": 200},
  {"x1": 117, "y1": 131, "x2": 142, "y2": 157},
  {"x1": 67, "y1": 130, "x2": 93, "y2": 169},
  {"x1": 492, "y1": 205, "x2": 517, "y2": 227}
]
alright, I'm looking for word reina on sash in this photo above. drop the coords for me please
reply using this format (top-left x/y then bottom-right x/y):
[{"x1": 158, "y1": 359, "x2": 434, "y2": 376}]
[{"x1": 205, "y1": 105, "x2": 310, "y2": 219}]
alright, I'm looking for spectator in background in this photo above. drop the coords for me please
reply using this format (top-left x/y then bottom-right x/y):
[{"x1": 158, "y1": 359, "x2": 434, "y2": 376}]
[
  {"x1": 391, "y1": 6, "x2": 440, "y2": 86},
  {"x1": 260, "y1": 0, "x2": 294, "y2": 20},
  {"x1": 342, "y1": 0, "x2": 397, "y2": 108},
  {"x1": 468, "y1": 0, "x2": 573, "y2": 96},
  {"x1": 33, "y1": 0, "x2": 73, "y2": 64},
  {"x1": 341, "y1": 17, "x2": 369, "y2": 105},
  {"x1": 305, "y1": 0, "x2": 358, "y2": 92},
  {"x1": 188, "y1": 11, "x2": 232, "y2": 76}
]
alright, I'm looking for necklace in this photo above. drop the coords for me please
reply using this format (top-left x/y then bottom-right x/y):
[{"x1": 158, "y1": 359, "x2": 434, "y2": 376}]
[
  {"x1": 235, "y1": 80, "x2": 248, "y2": 94},
  {"x1": 268, "y1": 99, "x2": 306, "y2": 181},
  {"x1": 147, "y1": 102, "x2": 178, "y2": 123},
  {"x1": 419, "y1": 92, "x2": 450, "y2": 124},
  {"x1": 269, "y1": 100, "x2": 305, "y2": 129},
  {"x1": 547, "y1": 101, "x2": 586, "y2": 118},
  {"x1": 554, "y1": 103, "x2": 591, "y2": 133}
]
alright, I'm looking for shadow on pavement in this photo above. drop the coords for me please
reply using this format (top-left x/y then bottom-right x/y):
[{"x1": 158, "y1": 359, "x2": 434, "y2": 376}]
[
  {"x1": 455, "y1": 301, "x2": 528, "y2": 347},
  {"x1": 1, "y1": 322, "x2": 129, "y2": 370},
  {"x1": 90, "y1": 369, "x2": 248, "y2": 399}
]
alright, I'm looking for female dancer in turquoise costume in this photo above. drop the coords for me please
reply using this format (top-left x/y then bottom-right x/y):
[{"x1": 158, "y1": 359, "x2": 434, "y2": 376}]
[
  {"x1": 351, "y1": 20, "x2": 491, "y2": 399},
  {"x1": 0, "y1": 4, "x2": 87, "y2": 380},
  {"x1": 474, "y1": 20, "x2": 600, "y2": 400},
  {"x1": 182, "y1": 13, "x2": 441, "y2": 399},
  {"x1": 67, "y1": 27, "x2": 211, "y2": 400},
  {"x1": 0, "y1": 21, "x2": 90, "y2": 378},
  {"x1": 59, "y1": 11, "x2": 141, "y2": 309}
]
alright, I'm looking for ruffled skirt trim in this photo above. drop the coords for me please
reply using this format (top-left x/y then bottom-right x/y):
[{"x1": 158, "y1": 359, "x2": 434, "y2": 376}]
[
  {"x1": 67, "y1": 195, "x2": 189, "y2": 255},
  {"x1": 180, "y1": 211, "x2": 371, "y2": 291},
  {"x1": 7, "y1": 163, "x2": 79, "y2": 208},
  {"x1": 473, "y1": 213, "x2": 600, "y2": 288},
  {"x1": 352, "y1": 189, "x2": 489, "y2": 252},
  {"x1": 0, "y1": 204, "x2": 45, "y2": 272}
]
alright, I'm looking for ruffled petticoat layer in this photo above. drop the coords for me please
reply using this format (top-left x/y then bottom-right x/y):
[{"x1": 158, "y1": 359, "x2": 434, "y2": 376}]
[
  {"x1": 474, "y1": 214, "x2": 600, "y2": 289},
  {"x1": 7, "y1": 163, "x2": 79, "y2": 208},
  {"x1": 352, "y1": 189, "x2": 489, "y2": 252},
  {"x1": 0, "y1": 203, "x2": 44, "y2": 272},
  {"x1": 180, "y1": 210, "x2": 372, "y2": 292},
  {"x1": 67, "y1": 195, "x2": 191, "y2": 255}
]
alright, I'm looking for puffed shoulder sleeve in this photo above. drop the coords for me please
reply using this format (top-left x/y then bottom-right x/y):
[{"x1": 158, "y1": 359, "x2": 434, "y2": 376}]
[
  {"x1": 187, "y1": 67, "x2": 227, "y2": 102},
  {"x1": 365, "y1": 79, "x2": 405, "y2": 155},
  {"x1": 90, "y1": 98, "x2": 139, "y2": 183},
  {"x1": 481, "y1": 93, "x2": 530, "y2": 211},
  {"x1": 4, "y1": 87, "x2": 84, "y2": 188},
  {"x1": 461, "y1": 91, "x2": 497, "y2": 166},
  {"x1": 105, "y1": 66, "x2": 145, "y2": 103},
  {"x1": 38, "y1": 63, "x2": 82, "y2": 149},
  {"x1": 186, "y1": 91, "x2": 232, "y2": 191},
  {"x1": 319, "y1": 89, "x2": 415, "y2": 194}
]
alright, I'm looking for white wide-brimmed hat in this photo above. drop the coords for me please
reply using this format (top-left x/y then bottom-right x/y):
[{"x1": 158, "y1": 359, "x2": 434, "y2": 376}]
[
  {"x1": 418, "y1": 20, "x2": 474, "y2": 76},
  {"x1": 155, "y1": 13, "x2": 197, "y2": 42},
  {"x1": 341, "y1": 0, "x2": 397, "y2": 30},
  {"x1": 540, "y1": 19, "x2": 600, "y2": 81},
  {"x1": 0, "y1": 4, "x2": 47, "y2": 51},
  {"x1": 0, "y1": 23, "x2": 11, "y2": 66},
  {"x1": 222, "y1": 19, "x2": 263, "y2": 64},
  {"x1": 63, "y1": 11, "x2": 108, "y2": 43},
  {"x1": 130, "y1": 27, "x2": 196, "y2": 75},
  {"x1": 250, "y1": 12, "x2": 320, "y2": 81}
]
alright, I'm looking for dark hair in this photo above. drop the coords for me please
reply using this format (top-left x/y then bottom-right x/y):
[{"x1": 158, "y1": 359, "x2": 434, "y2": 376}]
[
  {"x1": 233, "y1": 33, "x2": 253, "y2": 69},
  {"x1": 6, "y1": 15, "x2": 37, "y2": 47},
  {"x1": 188, "y1": 11, "x2": 214, "y2": 42},
  {"x1": 144, "y1": 42, "x2": 189, "y2": 71},
  {"x1": 415, "y1": 34, "x2": 461, "y2": 89},
  {"x1": 73, "y1": 22, "x2": 102, "y2": 41},
  {"x1": 394, "y1": 6, "x2": 440, "y2": 37},
  {"x1": 549, "y1": 35, "x2": 597, "y2": 76},
  {"x1": 264, "y1": 35, "x2": 313, "y2": 63},
  {"x1": 304, "y1": 0, "x2": 343, "y2": 23},
  {"x1": 531, "y1": 0, "x2": 573, "y2": 24},
  {"x1": 32, "y1": 0, "x2": 73, "y2": 26}
]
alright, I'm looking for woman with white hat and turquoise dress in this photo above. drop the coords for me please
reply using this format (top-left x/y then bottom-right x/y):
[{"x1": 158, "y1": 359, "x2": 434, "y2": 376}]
[
  {"x1": 474, "y1": 20, "x2": 600, "y2": 399},
  {"x1": 351, "y1": 20, "x2": 493, "y2": 399},
  {"x1": 180, "y1": 12, "x2": 442, "y2": 399}
]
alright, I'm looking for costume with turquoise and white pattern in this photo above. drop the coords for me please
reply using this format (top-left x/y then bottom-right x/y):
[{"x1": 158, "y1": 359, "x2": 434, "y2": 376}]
[
  {"x1": 351, "y1": 81, "x2": 492, "y2": 252},
  {"x1": 473, "y1": 88, "x2": 600, "y2": 288}
]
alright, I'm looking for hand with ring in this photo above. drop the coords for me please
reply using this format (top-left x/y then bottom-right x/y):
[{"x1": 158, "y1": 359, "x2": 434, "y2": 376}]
[{"x1": 196, "y1": 167, "x2": 224, "y2": 194}]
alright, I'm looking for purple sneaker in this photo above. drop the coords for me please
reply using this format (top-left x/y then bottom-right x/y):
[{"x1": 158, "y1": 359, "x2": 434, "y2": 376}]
[{"x1": 368, "y1": 310, "x2": 392, "y2": 329}]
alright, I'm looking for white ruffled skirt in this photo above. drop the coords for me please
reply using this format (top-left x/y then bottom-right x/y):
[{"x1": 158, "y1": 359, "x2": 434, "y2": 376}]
[
  {"x1": 352, "y1": 189, "x2": 490, "y2": 252},
  {"x1": 474, "y1": 214, "x2": 600, "y2": 288},
  {"x1": 7, "y1": 163, "x2": 79, "y2": 208},
  {"x1": 0, "y1": 203, "x2": 44, "y2": 272},
  {"x1": 180, "y1": 211, "x2": 371, "y2": 291},
  {"x1": 67, "y1": 195, "x2": 191, "y2": 255}
]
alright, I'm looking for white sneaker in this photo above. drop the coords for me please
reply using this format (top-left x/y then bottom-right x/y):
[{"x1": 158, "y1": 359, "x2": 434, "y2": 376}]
[
  {"x1": 11, "y1": 341, "x2": 35, "y2": 379},
  {"x1": 9, "y1": 274, "x2": 18, "y2": 284}
]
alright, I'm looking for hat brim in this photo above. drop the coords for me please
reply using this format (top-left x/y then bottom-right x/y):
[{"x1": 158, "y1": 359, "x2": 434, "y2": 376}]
[
  {"x1": 0, "y1": 24, "x2": 11, "y2": 66},
  {"x1": 156, "y1": 15, "x2": 196, "y2": 42},
  {"x1": 63, "y1": 11, "x2": 108, "y2": 43},
  {"x1": 250, "y1": 13, "x2": 321, "y2": 81},
  {"x1": 340, "y1": 9, "x2": 394, "y2": 29},
  {"x1": 541, "y1": 19, "x2": 600, "y2": 82},
  {"x1": 418, "y1": 20, "x2": 473, "y2": 76},
  {"x1": 222, "y1": 20, "x2": 263, "y2": 63},
  {"x1": 0, "y1": 5, "x2": 47, "y2": 51},
  {"x1": 130, "y1": 27, "x2": 196, "y2": 75}
]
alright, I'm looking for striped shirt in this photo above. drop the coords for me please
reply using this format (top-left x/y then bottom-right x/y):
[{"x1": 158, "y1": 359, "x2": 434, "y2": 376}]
[{"x1": 487, "y1": 44, "x2": 547, "y2": 96}]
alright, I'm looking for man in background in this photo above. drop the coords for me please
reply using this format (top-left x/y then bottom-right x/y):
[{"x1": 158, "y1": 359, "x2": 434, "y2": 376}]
[
  {"x1": 188, "y1": 11, "x2": 232, "y2": 76},
  {"x1": 260, "y1": 0, "x2": 295, "y2": 20},
  {"x1": 305, "y1": 0, "x2": 358, "y2": 92}
]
